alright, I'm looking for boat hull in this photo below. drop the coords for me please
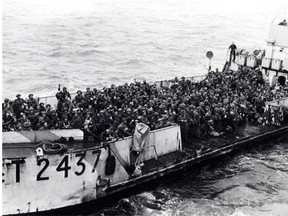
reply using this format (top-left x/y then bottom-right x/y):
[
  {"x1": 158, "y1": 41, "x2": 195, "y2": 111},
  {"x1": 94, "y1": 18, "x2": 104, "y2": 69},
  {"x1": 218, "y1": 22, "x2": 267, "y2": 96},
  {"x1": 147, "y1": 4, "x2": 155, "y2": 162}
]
[
  {"x1": 2, "y1": 126, "x2": 182, "y2": 215},
  {"x1": 3, "y1": 126, "x2": 288, "y2": 215}
]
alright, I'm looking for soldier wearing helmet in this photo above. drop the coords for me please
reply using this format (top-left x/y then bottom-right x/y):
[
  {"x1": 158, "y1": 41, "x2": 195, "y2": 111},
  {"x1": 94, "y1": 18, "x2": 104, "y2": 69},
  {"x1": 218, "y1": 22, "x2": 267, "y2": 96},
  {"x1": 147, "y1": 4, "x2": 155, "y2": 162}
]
[
  {"x1": 56, "y1": 86, "x2": 71, "y2": 102},
  {"x1": 27, "y1": 94, "x2": 38, "y2": 109},
  {"x1": 13, "y1": 94, "x2": 25, "y2": 118}
]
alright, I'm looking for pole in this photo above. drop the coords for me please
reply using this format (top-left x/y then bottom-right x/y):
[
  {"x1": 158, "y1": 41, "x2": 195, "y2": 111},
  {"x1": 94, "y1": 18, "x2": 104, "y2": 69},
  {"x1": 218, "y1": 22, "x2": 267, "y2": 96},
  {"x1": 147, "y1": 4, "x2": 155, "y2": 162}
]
[{"x1": 208, "y1": 59, "x2": 211, "y2": 72}]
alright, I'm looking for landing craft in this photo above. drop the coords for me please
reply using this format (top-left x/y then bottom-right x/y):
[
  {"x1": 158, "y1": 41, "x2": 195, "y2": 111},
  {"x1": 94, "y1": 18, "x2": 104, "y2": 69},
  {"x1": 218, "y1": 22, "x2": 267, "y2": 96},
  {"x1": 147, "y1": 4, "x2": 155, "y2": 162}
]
[
  {"x1": 3, "y1": 119, "x2": 288, "y2": 215},
  {"x1": 2, "y1": 21, "x2": 288, "y2": 215}
]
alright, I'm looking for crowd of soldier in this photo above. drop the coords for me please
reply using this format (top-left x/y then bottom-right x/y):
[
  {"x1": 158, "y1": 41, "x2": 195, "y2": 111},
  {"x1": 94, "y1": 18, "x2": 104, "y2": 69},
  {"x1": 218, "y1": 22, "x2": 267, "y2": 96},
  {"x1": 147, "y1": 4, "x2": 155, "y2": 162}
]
[{"x1": 2, "y1": 68, "x2": 288, "y2": 142}]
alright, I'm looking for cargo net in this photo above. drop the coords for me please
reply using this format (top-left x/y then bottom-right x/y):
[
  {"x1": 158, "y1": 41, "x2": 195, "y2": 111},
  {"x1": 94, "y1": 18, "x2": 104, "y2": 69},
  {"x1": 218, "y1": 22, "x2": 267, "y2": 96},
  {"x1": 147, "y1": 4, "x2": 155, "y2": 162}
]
[{"x1": 37, "y1": 141, "x2": 68, "y2": 154}]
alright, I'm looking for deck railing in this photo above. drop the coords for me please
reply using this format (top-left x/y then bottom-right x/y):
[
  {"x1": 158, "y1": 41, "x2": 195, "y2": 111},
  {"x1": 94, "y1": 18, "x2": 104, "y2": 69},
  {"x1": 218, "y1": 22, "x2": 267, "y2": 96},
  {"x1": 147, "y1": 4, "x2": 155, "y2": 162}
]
[
  {"x1": 152, "y1": 74, "x2": 207, "y2": 88},
  {"x1": 38, "y1": 74, "x2": 208, "y2": 109}
]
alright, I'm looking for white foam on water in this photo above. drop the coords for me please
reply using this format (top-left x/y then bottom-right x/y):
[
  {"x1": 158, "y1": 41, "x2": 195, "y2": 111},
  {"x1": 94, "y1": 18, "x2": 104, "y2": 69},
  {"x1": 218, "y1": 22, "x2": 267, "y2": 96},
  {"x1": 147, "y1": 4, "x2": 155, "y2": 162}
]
[{"x1": 232, "y1": 203, "x2": 288, "y2": 216}]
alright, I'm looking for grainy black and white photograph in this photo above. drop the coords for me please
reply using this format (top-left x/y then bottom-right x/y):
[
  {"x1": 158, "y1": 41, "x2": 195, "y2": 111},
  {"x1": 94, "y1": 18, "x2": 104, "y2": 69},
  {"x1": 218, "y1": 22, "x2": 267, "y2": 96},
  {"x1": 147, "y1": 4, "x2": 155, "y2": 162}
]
[{"x1": 2, "y1": 0, "x2": 288, "y2": 215}]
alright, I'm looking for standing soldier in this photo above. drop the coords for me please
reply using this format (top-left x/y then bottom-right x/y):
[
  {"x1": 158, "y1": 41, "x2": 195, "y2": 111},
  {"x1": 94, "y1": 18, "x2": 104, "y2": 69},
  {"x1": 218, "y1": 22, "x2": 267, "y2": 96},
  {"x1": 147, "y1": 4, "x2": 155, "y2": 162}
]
[
  {"x1": 13, "y1": 94, "x2": 25, "y2": 118},
  {"x1": 56, "y1": 85, "x2": 71, "y2": 102},
  {"x1": 228, "y1": 42, "x2": 237, "y2": 63},
  {"x1": 84, "y1": 87, "x2": 92, "y2": 98},
  {"x1": 27, "y1": 94, "x2": 38, "y2": 109},
  {"x1": 74, "y1": 90, "x2": 84, "y2": 107},
  {"x1": 62, "y1": 87, "x2": 71, "y2": 100}
]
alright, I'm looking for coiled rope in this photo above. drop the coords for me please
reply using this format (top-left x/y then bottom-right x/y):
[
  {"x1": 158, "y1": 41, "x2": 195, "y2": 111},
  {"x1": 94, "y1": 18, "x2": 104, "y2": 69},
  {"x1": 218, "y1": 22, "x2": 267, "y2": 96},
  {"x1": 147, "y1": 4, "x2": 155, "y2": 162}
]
[{"x1": 37, "y1": 141, "x2": 68, "y2": 154}]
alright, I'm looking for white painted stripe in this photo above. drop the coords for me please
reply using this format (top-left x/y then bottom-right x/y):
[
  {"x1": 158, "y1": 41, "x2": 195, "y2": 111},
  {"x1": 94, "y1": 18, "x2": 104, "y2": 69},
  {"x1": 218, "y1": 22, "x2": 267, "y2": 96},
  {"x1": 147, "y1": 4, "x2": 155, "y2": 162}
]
[
  {"x1": 2, "y1": 132, "x2": 32, "y2": 144},
  {"x1": 2, "y1": 129, "x2": 84, "y2": 144}
]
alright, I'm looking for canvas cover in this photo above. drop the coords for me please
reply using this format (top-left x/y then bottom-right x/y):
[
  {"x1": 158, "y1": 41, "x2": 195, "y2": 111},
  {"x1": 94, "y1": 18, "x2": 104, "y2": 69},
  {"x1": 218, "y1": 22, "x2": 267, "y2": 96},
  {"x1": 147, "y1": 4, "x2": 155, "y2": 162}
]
[{"x1": 132, "y1": 123, "x2": 150, "y2": 152}]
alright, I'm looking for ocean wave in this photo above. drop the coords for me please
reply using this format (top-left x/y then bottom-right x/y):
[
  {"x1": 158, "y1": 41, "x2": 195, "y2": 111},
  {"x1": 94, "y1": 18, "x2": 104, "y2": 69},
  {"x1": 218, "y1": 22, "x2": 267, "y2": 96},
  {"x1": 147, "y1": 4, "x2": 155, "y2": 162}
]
[
  {"x1": 47, "y1": 51, "x2": 64, "y2": 57},
  {"x1": 47, "y1": 50, "x2": 77, "y2": 57},
  {"x1": 76, "y1": 49, "x2": 105, "y2": 56}
]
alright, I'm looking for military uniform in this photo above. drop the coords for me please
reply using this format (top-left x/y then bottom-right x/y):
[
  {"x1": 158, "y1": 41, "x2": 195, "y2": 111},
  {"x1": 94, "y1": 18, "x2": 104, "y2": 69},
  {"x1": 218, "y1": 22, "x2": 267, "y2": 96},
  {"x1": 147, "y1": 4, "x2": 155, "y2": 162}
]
[
  {"x1": 13, "y1": 94, "x2": 25, "y2": 118},
  {"x1": 27, "y1": 94, "x2": 38, "y2": 109}
]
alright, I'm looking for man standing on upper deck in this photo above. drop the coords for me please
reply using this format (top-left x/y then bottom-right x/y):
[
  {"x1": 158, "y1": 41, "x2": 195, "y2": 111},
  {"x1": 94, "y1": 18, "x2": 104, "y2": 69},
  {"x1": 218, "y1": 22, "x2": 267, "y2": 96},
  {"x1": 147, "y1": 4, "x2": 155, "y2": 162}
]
[
  {"x1": 279, "y1": 19, "x2": 287, "y2": 26},
  {"x1": 228, "y1": 42, "x2": 237, "y2": 63}
]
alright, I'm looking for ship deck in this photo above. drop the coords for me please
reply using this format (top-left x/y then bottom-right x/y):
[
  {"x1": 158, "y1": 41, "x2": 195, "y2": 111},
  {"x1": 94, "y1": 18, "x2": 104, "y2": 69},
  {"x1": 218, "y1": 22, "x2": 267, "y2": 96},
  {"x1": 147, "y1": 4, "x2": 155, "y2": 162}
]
[{"x1": 140, "y1": 124, "x2": 284, "y2": 175}]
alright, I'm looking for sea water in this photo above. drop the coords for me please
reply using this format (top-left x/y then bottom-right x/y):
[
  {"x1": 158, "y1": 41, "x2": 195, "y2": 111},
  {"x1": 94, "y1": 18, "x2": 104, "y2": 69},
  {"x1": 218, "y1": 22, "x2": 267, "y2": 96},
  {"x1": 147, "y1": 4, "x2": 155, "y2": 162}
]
[
  {"x1": 2, "y1": 0, "x2": 288, "y2": 215},
  {"x1": 3, "y1": 0, "x2": 288, "y2": 99},
  {"x1": 94, "y1": 136, "x2": 288, "y2": 216}
]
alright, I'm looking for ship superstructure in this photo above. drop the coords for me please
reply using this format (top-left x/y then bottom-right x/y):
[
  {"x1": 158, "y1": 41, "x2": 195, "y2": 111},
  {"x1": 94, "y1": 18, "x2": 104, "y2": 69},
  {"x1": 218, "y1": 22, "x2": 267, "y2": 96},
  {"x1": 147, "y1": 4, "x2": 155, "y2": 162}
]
[{"x1": 229, "y1": 19, "x2": 288, "y2": 87}]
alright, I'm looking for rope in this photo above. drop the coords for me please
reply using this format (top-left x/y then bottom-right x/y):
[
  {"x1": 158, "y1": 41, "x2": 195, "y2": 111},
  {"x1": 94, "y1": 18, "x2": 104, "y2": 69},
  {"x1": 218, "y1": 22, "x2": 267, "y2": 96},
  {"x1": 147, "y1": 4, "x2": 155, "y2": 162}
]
[{"x1": 37, "y1": 141, "x2": 68, "y2": 154}]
